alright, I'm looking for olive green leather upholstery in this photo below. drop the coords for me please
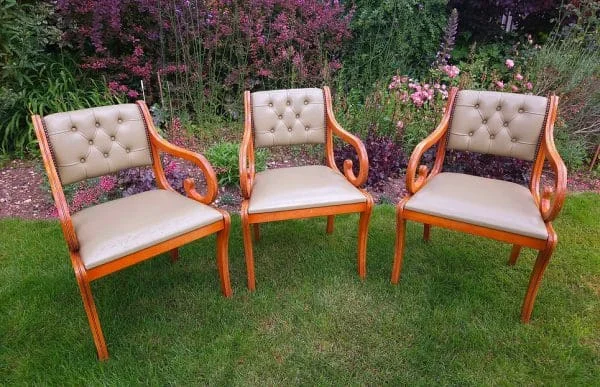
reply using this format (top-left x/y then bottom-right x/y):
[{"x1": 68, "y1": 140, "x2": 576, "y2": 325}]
[
  {"x1": 447, "y1": 90, "x2": 548, "y2": 161},
  {"x1": 248, "y1": 165, "x2": 367, "y2": 214},
  {"x1": 42, "y1": 104, "x2": 152, "y2": 185},
  {"x1": 405, "y1": 173, "x2": 548, "y2": 239},
  {"x1": 72, "y1": 189, "x2": 223, "y2": 269},
  {"x1": 251, "y1": 88, "x2": 325, "y2": 147}
]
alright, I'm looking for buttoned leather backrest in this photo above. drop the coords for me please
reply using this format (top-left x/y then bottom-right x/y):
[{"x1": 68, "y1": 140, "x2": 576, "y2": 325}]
[
  {"x1": 447, "y1": 90, "x2": 549, "y2": 161},
  {"x1": 42, "y1": 104, "x2": 153, "y2": 185},
  {"x1": 251, "y1": 88, "x2": 326, "y2": 148}
]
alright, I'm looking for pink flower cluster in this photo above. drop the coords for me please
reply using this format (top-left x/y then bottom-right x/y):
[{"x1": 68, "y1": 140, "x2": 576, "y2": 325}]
[
  {"x1": 441, "y1": 65, "x2": 460, "y2": 78},
  {"x1": 389, "y1": 75, "x2": 449, "y2": 108},
  {"x1": 493, "y1": 58, "x2": 534, "y2": 93}
]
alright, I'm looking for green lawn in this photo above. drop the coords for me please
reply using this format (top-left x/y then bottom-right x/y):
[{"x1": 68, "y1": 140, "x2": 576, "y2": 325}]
[{"x1": 1, "y1": 193, "x2": 599, "y2": 384}]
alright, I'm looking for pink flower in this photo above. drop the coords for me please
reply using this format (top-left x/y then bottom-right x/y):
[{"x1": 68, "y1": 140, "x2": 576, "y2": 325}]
[
  {"x1": 99, "y1": 176, "x2": 117, "y2": 192},
  {"x1": 526, "y1": 82, "x2": 533, "y2": 90},
  {"x1": 515, "y1": 73, "x2": 524, "y2": 81},
  {"x1": 505, "y1": 59, "x2": 515, "y2": 69},
  {"x1": 396, "y1": 120, "x2": 405, "y2": 130},
  {"x1": 495, "y1": 81, "x2": 505, "y2": 89},
  {"x1": 441, "y1": 65, "x2": 460, "y2": 78},
  {"x1": 511, "y1": 85, "x2": 519, "y2": 92},
  {"x1": 127, "y1": 90, "x2": 139, "y2": 98}
]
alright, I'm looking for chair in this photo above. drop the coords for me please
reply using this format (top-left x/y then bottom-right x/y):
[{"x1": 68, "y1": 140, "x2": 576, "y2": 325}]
[
  {"x1": 239, "y1": 87, "x2": 374, "y2": 290},
  {"x1": 391, "y1": 88, "x2": 567, "y2": 322},
  {"x1": 32, "y1": 101, "x2": 232, "y2": 360}
]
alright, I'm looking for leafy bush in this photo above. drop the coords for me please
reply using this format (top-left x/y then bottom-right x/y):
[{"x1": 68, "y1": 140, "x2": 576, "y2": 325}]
[
  {"x1": 205, "y1": 142, "x2": 267, "y2": 186},
  {"x1": 57, "y1": 0, "x2": 351, "y2": 120},
  {"x1": 338, "y1": 0, "x2": 447, "y2": 94},
  {"x1": 335, "y1": 131, "x2": 406, "y2": 189},
  {"x1": 0, "y1": 0, "x2": 121, "y2": 154}
]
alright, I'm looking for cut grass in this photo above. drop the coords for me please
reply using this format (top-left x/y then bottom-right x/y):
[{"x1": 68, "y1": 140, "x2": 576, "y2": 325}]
[{"x1": 0, "y1": 193, "x2": 599, "y2": 384}]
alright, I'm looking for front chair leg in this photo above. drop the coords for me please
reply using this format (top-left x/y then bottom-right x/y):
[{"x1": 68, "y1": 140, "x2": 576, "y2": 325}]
[
  {"x1": 216, "y1": 212, "x2": 233, "y2": 297},
  {"x1": 423, "y1": 224, "x2": 431, "y2": 242},
  {"x1": 521, "y1": 229, "x2": 557, "y2": 323},
  {"x1": 326, "y1": 215, "x2": 335, "y2": 234},
  {"x1": 71, "y1": 254, "x2": 109, "y2": 360},
  {"x1": 241, "y1": 202, "x2": 256, "y2": 291},
  {"x1": 508, "y1": 245, "x2": 521, "y2": 266},
  {"x1": 357, "y1": 196, "x2": 374, "y2": 279}
]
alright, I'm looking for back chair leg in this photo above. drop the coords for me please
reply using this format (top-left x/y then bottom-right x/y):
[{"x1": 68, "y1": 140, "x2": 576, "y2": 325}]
[
  {"x1": 326, "y1": 215, "x2": 335, "y2": 234},
  {"x1": 521, "y1": 229, "x2": 557, "y2": 323},
  {"x1": 423, "y1": 224, "x2": 431, "y2": 242},
  {"x1": 357, "y1": 196, "x2": 374, "y2": 279},
  {"x1": 169, "y1": 248, "x2": 179, "y2": 262},
  {"x1": 216, "y1": 212, "x2": 233, "y2": 297},
  {"x1": 508, "y1": 245, "x2": 521, "y2": 266},
  {"x1": 241, "y1": 202, "x2": 256, "y2": 291},
  {"x1": 391, "y1": 208, "x2": 407, "y2": 284},
  {"x1": 252, "y1": 224, "x2": 261, "y2": 241}
]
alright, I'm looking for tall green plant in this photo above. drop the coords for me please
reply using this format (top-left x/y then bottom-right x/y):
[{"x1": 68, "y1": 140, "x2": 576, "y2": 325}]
[{"x1": 338, "y1": 0, "x2": 447, "y2": 96}]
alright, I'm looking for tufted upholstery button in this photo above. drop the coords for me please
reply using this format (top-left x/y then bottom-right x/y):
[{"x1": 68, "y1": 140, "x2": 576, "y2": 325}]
[
  {"x1": 95, "y1": 122, "x2": 100, "y2": 127},
  {"x1": 503, "y1": 122, "x2": 509, "y2": 127},
  {"x1": 496, "y1": 106, "x2": 502, "y2": 111},
  {"x1": 103, "y1": 153, "x2": 109, "y2": 158},
  {"x1": 80, "y1": 158, "x2": 85, "y2": 163},
  {"x1": 268, "y1": 102, "x2": 273, "y2": 107},
  {"x1": 482, "y1": 119, "x2": 487, "y2": 124},
  {"x1": 278, "y1": 115, "x2": 283, "y2": 119},
  {"x1": 468, "y1": 131, "x2": 474, "y2": 136},
  {"x1": 269, "y1": 128, "x2": 275, "y2": 133},
  {"x1": 88, "y1": 140, "x2": 93, "y2": 145},
  {"x1": 490, "y1": 134, "x2": 495, "y2": 139},
  {"x1": 110, "y1": 136, "x2": 115, "y2": 141},
  {"x1": 288, "y1": 127, "x2": 293, "y2": 132},
  {"x1": 295, "y1": 114, "x2": 300, "y2": 118},
  {"x1": 305, "y1": 126, "x2": 310, "y2": 131},
  {"x1": 117, "y1": 118, "x2": 122, "y2": 124},
  {"x1": 518, "y1": 108, "x2": 524, "y2": 113},
  {"x1": 125, "y1": 148, "x2": 130, "y2": 153},
  {"x1": 286, "y1": 101, "x2": 291, "y2": 106},
  {"x1": 71, "y1": 126, "x2": 77, "y2": 132},
  {"x1": 304, "y1": 100, "x2": 308, "y2": 105},
  {"x1": 511, "y1": 138, "x2": 517, "y2": 142},
  {"x1": 474, "y1": 103, "x2": 480, "y2": 108}
]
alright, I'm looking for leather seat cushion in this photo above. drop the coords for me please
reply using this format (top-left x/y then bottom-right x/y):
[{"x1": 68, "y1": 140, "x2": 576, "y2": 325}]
[
  {"x1": 405, "y1": 173, "x2": 548, "y2": 240},
  {"x1": 72, "y1": 189, "x2": 223, "y2": 269},
  {"x1": 248, "y1": 165, "x2": 367, "y2": 214}
]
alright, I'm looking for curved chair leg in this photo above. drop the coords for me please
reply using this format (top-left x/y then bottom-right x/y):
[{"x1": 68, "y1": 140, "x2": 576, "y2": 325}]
[
  {"x1": 521, "y1": 227, "x2": 557, "y2": 323},
  {"x1": 423, "y1": 224, "x2": 431, "y2": 242},
  {"x1": 253, "y1": 224, "x2": 261, "y2": 241},
  {"x1": 357, "y1": 195, "x2": 374, "y2": 279},
  {"x1": 326, "y1": 215, "x2": 335, "y2": 234},
  {"x1": 391, "y1": 198, "x2": 409, "y2": 284},
  {"x1": 216, "y1": 211, "x2": 233, "y2": 297},
  {"x1": 169, "y1": 248, "x2": 179, "y2": 262},
  {"x1": 508, "y1": 245, "x2": 521, "y2": 266},
  {"x1": 71, "y1": 253, "x2": 109, "y2": 360},
  {"x1": 241, "y1": 201, "x2": 256, "y2": 291}
]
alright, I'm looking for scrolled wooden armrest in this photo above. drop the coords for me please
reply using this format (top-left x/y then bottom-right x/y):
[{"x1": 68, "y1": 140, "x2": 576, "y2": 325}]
[
  {"x1": 136, "y1": 101, "x2": 218, "y2": 205},
  {"x1": 323, "y1": 86, "x2": 368, "y2": 187},
  {"x1": 406, "y1": 120, "x2": 449, "y2": 194},
  {"x1": 240, "y1": 90, "x2": 256, "y2": 199},
  {"x1": 153, "y1": 136, "x2": 218, "y2": 204},
  {"x1": 532, "y1": 95, "x2": 567, "y2": 222}
]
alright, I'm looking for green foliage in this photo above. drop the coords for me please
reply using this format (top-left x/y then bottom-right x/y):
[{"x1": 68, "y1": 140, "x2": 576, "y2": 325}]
[
  {"x1": 205, "y1": 142, "x2": 267, "y2": 186},
  {"x1": 0, "y1": 1, "x2": 120, "y2": 155},
  {"x1": 338, "y1": 0, "x2": 447, "y2": 95}
]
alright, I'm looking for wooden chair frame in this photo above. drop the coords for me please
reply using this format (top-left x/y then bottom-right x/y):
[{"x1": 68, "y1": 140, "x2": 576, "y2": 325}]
[
  {"x1": 239, "y1": 86, "x2": 374, "y2": 290},
  {"x1": 32, "y1": 101, "x2": 232, "y2": 361},
  {"x1": 391, "y1": 87, "x2": 567, "y2": 322}
]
